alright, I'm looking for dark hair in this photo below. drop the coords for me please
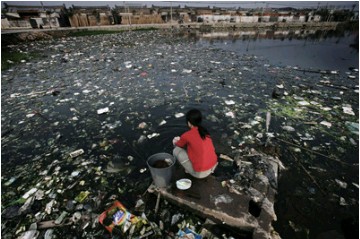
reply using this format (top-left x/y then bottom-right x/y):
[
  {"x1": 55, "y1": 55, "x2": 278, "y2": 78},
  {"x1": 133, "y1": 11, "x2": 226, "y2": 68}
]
[{"x1": 186, "y1": 109, "x2": 210, "y2": 140}]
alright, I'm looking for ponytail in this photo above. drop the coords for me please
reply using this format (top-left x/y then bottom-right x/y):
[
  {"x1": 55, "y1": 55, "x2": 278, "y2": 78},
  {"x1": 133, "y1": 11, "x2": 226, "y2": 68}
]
[
  {"x1": 186, "y1": 109, "x2": 210, "y2": 140},
  {"x1": 197, "y1": 124, "x2": 210, "y2": 140}
]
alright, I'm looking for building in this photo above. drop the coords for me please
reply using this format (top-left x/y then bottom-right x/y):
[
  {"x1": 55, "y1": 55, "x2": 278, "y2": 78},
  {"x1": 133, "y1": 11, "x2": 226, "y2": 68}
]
[
  {"x1": 114, "y1": 4, "x2": 163, "y2": 25},
  {"x1": 2, "y1": 3, "x2": 66, "y2": 28},
  {"x1": 68, "y1": 5, "x2": 113, "y2": 27},
  {"x1": 151, "y1": 5, "x2": 183, "y2": 23},
  {"x1": 1, "y1": 3, "x2": 351, "y2": 29}
]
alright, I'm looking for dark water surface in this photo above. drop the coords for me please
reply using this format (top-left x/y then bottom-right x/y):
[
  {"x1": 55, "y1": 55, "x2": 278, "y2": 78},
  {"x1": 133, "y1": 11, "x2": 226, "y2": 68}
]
[
  {"x1": 196, "y1": 28, "x2": 359, "y2": 239},
  {"x1": 196, "y1": 28, "x2": 359, "y2": 72},
  {"x1": 1, "y1": 27, "x2": 358, "y2": 238},
  {"x1": 195, "y1": 28, "x2": 359, "y2": 238}
]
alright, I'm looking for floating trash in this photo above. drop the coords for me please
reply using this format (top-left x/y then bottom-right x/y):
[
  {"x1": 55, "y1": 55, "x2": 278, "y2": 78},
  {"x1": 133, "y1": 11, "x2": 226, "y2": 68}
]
[
  {"x1": 71, "y1": 171, "x2": 80, "y2": 177},
  {"x1": 345, "y1": 122, "x2": 359, "y2": 135},
  {"x1": 171, "y1": 213, "x2": 183, "y2": 225},
  {"x1": 335, "y1": 179, "x2": 348, "y2": 189},
  {"x1": 19, "y1": 196, "x2": 35, "y2": 214},
  {"x1": 138, "y1": 122, "x2": 147, "y2": 129},
  {"x1": 17, "y1": 230, "x2": 40, "y2": 239},
  {"x1": 339, "y1": 197, "x2": 348, "y2": 206},
  {"x1": 159, "y1": 120, "x2": 167, "y2": 126},
  {"x1": 219, "y1": 154, "x2": 234, "y2": 162},
  {"x1": 137, "y1": 135, "x2": 147, "y2": 144},
  {"x1": 75, "y1": 191, "x2": 90, "y2": 203},
  {"x1": 147, "y1": 133, "x2": 160, "y2": 139},
  {"x1": 1, "y1": 27, "x2": 358, "y2": 239},
  {"x1": 54, "y1": 211, "x2": 68, "y2": 225},
  {"x1": 177, "y1": 227, "x2": 202, "y2": 239},
  {"x1": 69, "y1": 149, "x2": 84, "y2": 158},
  {"x1": 282, "y1": 126, "x2": 295, "y2": 132},
  {"x1": 225, "y1": 100, "x2": 236, "y2": 105},
  {"x1": 175, "y1": 113, "x2": 185, "y2": 118},
  {"x1": 45, "y1": 200, "x2": 55, "y2": 215},
  {"x1": 35, "y1": 190, "x2": 45, "y2": 200},
  {"x1": 72, "y1": 212, "x2": 82, "y2": 223},
  {"x1": 342, "y1": 105, "x2": 355, "y2": 115},
  {"x1": 44, "y1": 229, "x2": 54, "y2": 239},
  {"x1": 99, "y1": 200, "x2": 153, "y2": 237},
  {"x1": 124, "y1": 61, "x2": 132, "y2": 68},
  {"x1": 22, "y1": 188, "x2": 38, "y2": 199},
  {"x1": 320, "y1": 121, "x2": 332, "y2": 128},
  {"x1": 298, "y1": 101, "x2": 310, "y2": 106},
  {"x1": 4, "y1": 177, "x2": 17, "y2": 186},
  {"x1": 241, "y1": 124, "x2": 251, "y2": 129},
  {"x1": 225, "y1": 112, "x2": 235, "y2": 118},
  {"x1": 97, "y1": 107, "x2": 110, "y2": 115}
]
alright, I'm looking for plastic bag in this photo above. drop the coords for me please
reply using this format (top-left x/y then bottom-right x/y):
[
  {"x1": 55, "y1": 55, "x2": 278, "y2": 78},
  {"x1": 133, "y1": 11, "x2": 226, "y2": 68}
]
[
  {"x1": 99, "y1": 200, "x2": 147, "y2": 236},
  {"x1": 176, "y1": 227, "x2": 202, "y2": 239}
]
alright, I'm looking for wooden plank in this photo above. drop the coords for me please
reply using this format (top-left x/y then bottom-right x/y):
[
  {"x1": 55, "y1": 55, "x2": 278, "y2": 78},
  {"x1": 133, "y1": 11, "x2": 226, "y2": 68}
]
[
  {"x1": 149, "y1": 183, "x2": 258, "y2": 232},
  {"x1": 37, "y1": 214, "x2": 97, "y2": 229}
]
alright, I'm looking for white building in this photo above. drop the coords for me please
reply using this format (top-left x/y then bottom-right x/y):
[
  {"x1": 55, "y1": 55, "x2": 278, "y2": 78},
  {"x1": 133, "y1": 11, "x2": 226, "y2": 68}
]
[
  {"x1": 240, "y1": 16, "x2": 259, "y2": 23},
  {"x1": 198, "y1": 14, "x2": 261, "y2": 23},
  {"x1": 307, "y1": 12, "x2": 322, "y2": 22},
  {"x1": 259, "y1": 15, "x2": 271, "y2": 22},
  {"x1": 197, "y1": 14, "x2": 231, "y2": 23},
  {"x1": 278, "y1": 15, "x2": 294, "y2": 22}
]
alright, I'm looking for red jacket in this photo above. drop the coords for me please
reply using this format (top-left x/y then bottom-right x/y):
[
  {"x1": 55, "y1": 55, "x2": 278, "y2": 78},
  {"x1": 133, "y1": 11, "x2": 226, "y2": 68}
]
[{"x1": 175, "y1": 126, "x2": 218, "y2": 172}]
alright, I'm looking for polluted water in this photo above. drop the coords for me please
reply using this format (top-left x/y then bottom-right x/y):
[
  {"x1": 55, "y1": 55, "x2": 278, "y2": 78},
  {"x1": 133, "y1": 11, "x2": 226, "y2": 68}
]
[
  {"x1": 152, "y1": 159, "x2": 173, "y2": 168},
  {"x1": 1, "y1": 27, "x2": 359, "y2": 239}
]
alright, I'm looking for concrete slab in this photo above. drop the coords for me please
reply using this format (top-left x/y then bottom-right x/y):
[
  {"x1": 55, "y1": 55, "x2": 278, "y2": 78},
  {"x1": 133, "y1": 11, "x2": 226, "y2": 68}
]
[{"x1": 148, "y1": 152, "x2": 281, "y2": 239}]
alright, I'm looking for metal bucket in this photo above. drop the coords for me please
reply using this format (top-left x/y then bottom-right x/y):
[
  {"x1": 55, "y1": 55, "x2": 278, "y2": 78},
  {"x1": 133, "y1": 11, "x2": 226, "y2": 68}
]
[{"x1": 147, "y1": 153, "x2": 176, "y2": 188}]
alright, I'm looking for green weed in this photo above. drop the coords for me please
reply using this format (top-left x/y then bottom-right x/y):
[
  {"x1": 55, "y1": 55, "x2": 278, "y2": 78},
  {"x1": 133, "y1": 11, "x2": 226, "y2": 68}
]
[
  {"x1": 68, "y1": 30, "x2": 122, "y2": 37},
  {"x1": 1, "y1": 51, "x2": 39, "y2": 71},
  {"x1": 68, "y1": 27, "x2": 157, "y2": 37}
]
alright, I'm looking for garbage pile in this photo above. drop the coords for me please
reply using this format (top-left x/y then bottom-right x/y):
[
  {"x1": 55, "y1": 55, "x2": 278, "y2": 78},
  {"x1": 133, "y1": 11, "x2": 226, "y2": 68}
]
[
  {"x1": 219, "y1": 147, "x2": 284, "y2": 239},
  {"x1": 1, "y1": 29, "x2": 358, "y2": 238}
]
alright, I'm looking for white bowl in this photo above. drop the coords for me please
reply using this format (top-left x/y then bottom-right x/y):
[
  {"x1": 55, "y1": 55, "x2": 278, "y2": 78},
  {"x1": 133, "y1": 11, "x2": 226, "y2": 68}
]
[{"x1": 176, "y1": 178, "x2": 192, "y2": 190}]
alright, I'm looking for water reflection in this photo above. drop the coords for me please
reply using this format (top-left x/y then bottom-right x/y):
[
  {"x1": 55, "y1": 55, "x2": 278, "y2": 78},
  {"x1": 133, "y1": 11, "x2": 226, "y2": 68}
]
[
  {"x1": 178, "y1": 25, "x2": 357, "y2": 47},
  {"x1": 178, "y1": 26, "x2": 359, "y2": 72},
  {"x1": 199, "y1": 29, "x2": 327, "y2": 40}
]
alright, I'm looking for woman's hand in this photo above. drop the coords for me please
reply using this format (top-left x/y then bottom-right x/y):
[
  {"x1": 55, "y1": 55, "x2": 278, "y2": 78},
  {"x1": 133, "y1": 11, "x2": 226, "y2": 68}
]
[{"x1": 172, "y1": 136, "x2": 180, "y2": 146}]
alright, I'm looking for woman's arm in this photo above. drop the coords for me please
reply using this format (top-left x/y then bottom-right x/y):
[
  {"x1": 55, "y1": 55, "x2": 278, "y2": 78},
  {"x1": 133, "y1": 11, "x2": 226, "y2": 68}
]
[
  {"x1": 172, "y1": 136, "x2": 180, "y2": 145},
  {"x1": 175, "y1": 135, "x2": 187, "y2": 148}
]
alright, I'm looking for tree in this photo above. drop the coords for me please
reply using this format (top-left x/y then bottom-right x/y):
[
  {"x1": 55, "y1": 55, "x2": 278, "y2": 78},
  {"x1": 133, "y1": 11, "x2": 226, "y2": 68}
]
[
  {"x1": 315, "y1": 8, "x2": 330, "y2": 21},
  {"x1": 332, "y1": 10, "x2": 352, "y2": 22}
]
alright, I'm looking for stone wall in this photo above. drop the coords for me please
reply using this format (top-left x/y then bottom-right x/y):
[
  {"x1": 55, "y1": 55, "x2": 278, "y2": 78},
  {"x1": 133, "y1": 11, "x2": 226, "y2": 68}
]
[
  {"x1": 69, "y1": 15, "x2": 79, "y2": 27},
  {"x1": 7, "y1": 20, "x2": 32, "y2": 28},
  {"x1": 121, "y1": 15, "x2": 163, "y2": 25},
  {"x1": 69, "y1": 14, "x2": 91, "y2": 27},
  {"x1": 1, "y1": 18, "x2": 10, "y2": 29},
  {"x1": 78, "y1": 14, "x2": 89, "y2": 27},
  {"x1": 69, "y1": 13, "x2": 112, "y2": 27},
  {"x1": 88, "y1": 15, "x2": 97, "y2": 26},
  {"x1": 99, "y1": 14, "x2": 111, "y2": 25}
]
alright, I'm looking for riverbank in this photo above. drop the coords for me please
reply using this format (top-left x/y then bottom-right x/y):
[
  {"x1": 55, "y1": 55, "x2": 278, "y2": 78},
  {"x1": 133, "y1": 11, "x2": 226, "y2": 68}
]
[
  {"x1": 1, "y1": 21, "x2": 340, "y2": 35},
  {"x1": 1, "y1": 21, "x2": 354, "y2": 71}
]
